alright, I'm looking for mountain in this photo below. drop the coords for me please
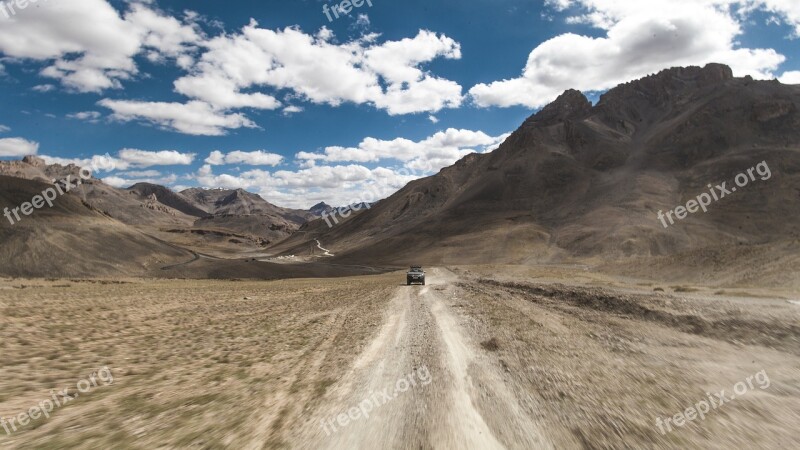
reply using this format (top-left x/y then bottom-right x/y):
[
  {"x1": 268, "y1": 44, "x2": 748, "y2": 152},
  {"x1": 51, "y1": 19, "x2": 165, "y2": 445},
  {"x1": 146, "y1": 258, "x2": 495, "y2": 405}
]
[
  {"x1": 181, "y1": 187, "x2": 316, "y2": 242},
  {"x1": 0, "y1": 175, "x2": 192, "y2": 277},
  {"x1": 270, "y1": 64, "x2": 800, "y2": 285},
  {"x1": 309, "y1": 202, "x2": 334, "y2": 216},
  {"x1": 0, "y1": 158, "x2": 321, "y2": 253},
  {"x1": 127, "y1": 183, "x2": 209, "y2": 218},
  {"x1": 0, "y1": 157, "x2": 197, "y2": 228}
]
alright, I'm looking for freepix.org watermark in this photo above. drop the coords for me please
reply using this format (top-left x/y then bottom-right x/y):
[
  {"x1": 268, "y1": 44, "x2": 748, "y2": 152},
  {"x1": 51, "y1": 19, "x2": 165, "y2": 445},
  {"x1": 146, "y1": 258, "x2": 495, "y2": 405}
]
[
  {"x1": 654, "y1": 369, "x2": 770, "y2": 435},
  {"x1": 322, "y1": 0, "x2": 373, "y2": 23},
  {"x1": 320, "y1": 366, "x2": 432, "y2": 436},
  {"x1": 0, "y1": 0, "x2": 49, "y2": 19},
  {"x1": 3, "y1": 157, "x2": 115, "y2": 226},
  {"x1": 657, "y1": 161, "x2": 771, "y2": 229},
  {"x1": 1, "y1": 366, "x2": 114, "y2": 436}
]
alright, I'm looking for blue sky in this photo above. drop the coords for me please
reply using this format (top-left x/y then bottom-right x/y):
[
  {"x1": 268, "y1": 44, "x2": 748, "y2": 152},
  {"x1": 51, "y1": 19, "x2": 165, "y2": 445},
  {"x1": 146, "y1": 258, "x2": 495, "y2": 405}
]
[{"x1": 0, "y1": 0, "x2": 798, "y2": 207}]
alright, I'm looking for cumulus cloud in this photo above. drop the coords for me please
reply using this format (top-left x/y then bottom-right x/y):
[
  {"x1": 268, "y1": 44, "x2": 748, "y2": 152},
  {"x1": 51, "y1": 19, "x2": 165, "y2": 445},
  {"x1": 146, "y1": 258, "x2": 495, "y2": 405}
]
[
  {"x1": 0, "y1": 0, "x2": 200, "y2": 93},
  {"x1": 0, "y1": 1, "x2": 465, "y2": 134},
  {"x1": 67, "y1": 111, "x2": 103, "y2": 123},
  {"x1": 118, "y1": 149, "x2": 195, "y2": 167},
  {"x1": 40, "y1": 153, "x2": 123, "y2": 172},
  {"x1": 780, "y1": 70, "x2": 800, "y2": 84},
  {"x1": 298, "y1": 128, "x2": 510, "y2": 172},
  {"x1": 92, "y1": 24, "x2": 463, "y2": 135},
  {"x1": 204, "y1": 150, "x2": 284, "y2": 166},
  {"x1": 0, "y1": 137, "x2": 38, "y2": 157},
  {"x1": 41, "y1": 150, "x2": 195, "y2": 172},
  {"x1": 282, "y1": 105, "x2": 303, "y2": 116},
  {"x1": 118, "y1": 169, "x2": 163, "y2": 178},
  {"x1": 99, "y1": 99, "x2": 257, "y2": 136},
  {"x1": 172, "y1": 25, "x2": 462, "y2": 116},
  {"x1": 470, "y1": 0, "x2": 794, "y2": 108},
  {"x1": 32, "y1": 84, "x2": 56, "y2": 93}
]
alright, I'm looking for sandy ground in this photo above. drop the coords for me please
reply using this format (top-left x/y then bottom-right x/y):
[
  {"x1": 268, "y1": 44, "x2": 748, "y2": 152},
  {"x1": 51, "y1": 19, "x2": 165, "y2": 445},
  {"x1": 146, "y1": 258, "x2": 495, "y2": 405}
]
[{"x1": 0, "y1": 266, "x2": 798, "y2": 448}]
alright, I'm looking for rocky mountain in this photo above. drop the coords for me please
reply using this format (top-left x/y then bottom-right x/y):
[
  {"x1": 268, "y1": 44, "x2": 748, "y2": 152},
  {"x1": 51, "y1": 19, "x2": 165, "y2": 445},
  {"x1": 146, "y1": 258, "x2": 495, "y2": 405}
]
[
  {"x1": 181, "y1": 187, "x2": 316, "y2": 242},
  {"x1": 0, "y1": 157, "x2": 198, "y2": 227},
  {"x1": 309, "y1": 202, "x2": 334, "y2": 216},
  {"x1": 0, "y1": 175, "x2": 192, "y2": 277},
  {"x1": 127, "y1": 183, "x2": 209, "y2": 218},
  {"x1": 0, "y1": 158, "x2": 324, "y2": 252},
  {"x1": 270, "y1": 64, "x2": 800, "y2": 284}
]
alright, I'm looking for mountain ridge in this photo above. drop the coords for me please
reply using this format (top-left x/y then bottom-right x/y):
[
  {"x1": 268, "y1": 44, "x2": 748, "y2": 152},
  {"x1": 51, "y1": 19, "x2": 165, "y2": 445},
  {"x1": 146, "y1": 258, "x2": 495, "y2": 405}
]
[{"x1": 269, "y1": 63, "x2": 800, "y2": 287}]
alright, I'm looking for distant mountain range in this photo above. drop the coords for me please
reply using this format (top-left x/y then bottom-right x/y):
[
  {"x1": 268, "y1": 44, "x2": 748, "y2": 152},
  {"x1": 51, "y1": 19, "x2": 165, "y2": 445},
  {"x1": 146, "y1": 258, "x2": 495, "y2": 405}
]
[
  {"x1": 0, "y1": 157, "x2": 325, "y2": 232},
  {"x1": 0, "y1": 157, "x2": 336, "y2": 275}
]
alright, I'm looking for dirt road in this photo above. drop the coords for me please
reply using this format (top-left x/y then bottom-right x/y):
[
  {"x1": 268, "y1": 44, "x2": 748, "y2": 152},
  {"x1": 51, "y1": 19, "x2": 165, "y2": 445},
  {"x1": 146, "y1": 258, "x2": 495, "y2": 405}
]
[
  {"x1": 291, "y1": 266, "x2": 800, "y2": 449},
  {"x1": 291, "y1": 268, "x2": 551, "y2": 449}
]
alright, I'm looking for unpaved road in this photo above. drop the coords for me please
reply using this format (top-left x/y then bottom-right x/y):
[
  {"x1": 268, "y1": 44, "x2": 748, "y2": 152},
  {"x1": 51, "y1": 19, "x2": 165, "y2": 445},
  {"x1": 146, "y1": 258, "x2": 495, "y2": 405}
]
[
  {"x1": 291, "y1": 268, "x2": 551, "y2": 449},
  {"x1": 289, "y1": 266, "x2": 800, "y2": 449}
]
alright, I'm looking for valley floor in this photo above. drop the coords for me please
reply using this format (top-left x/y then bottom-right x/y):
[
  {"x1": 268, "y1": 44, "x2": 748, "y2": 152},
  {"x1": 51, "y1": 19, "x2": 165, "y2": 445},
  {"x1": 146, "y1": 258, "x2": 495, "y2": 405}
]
[{"x1": 0, "y1": 267, "x2": 798, "y2": 448}]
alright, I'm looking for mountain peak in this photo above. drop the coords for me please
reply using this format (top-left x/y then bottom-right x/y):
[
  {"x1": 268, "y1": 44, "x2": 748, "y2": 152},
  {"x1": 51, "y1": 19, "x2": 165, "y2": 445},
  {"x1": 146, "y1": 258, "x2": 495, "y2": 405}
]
[
  {"x1": 22, "y1": 155, "x2": 47, "y2": 168},
  {"x1": 309, "y1": 202, "x2": 334, "y2": 216},
  {"x1": 598, "y1": 63, "x2": 734, "y2": 109},
  {"x1": 527, "y1": 89, "x2": 592, "y2": 125}
]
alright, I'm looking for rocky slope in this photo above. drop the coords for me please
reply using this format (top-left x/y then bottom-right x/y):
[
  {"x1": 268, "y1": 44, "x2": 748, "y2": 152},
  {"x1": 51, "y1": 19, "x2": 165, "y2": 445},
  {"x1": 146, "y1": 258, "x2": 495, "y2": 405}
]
[
  {"x1": 181, "y1": 187, "x2": 316, "y2": 242},
  {"x1": 0, "y1": 175, "x2": 192, "y2": 277}
]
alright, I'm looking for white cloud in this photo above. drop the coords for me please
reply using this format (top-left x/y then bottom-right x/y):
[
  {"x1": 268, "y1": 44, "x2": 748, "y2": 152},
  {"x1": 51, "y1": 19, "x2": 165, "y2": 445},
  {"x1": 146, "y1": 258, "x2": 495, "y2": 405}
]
[
  {"x1": 282, "y1": 105, "x2": 303, "y2": 116},
  {"x1": 298, "y1": 128, "x2": 510, "y2": 172},
  {"x1": 32, "y1": 84, "x2": 56, "y2": 93},
  {"x1": 102, "y1": 176, "x2": 135, "y2": 188},
  {"x1": 99, "y1": 99, "x2": 257, "y2": 136},
  {"x1": 193, "y1": 163, "x2": 419, "y2": 208},
  {"x1": 470, "y1": 0, "x2": 793, "y2": 108},
  {"x1": 0, "y1": 2, "x2": 465, "y2": 134},
  {"x1": 40, "y1": 153, "x2": 122, "y2": 172},
  {"x1": 0, "y1": 0, "x2": 200, "y2": 93},
  {"x1": 103, "y1": 173, "x2": 178, "y2": 188},
  {"x1": 119, "y1": 169, "x2": 163, "y2": 178},
  {"x1": 779, "y1": 70, "x2": 800, "y2": 84},
  {"x1": 67, "y1": 111, "x2": 102, "y2": 122},
  {"x1": 0, "y1": 124, "x2": 9, "y2": 133},
  {"x1": 0, "y1": 137, "x2": 38, "y2": 157},
  {"x1": 41, "y1": 150, "x2": 195, "y2": 172},
  {"x1": 173, "y1": 25, "x2": 462, "y2": 116},
  {"x1": 353, "y1": 14, "x2": 371, "y2": 30},
  {"x1": 92, "y1": 25, "x2": 463, "y2": 135},
  {"x1": 205, "y1": 150, "x2": 284, "y2": 166},
  {"x1": 205, "y1": 150, "x2": 226, "y2": 165},
  {"x1": 118, "y1": 149, "x2": 195, "y2": 167},
  {"x1": 428, "y1": 115, "x2": 439, "y2": 124}
]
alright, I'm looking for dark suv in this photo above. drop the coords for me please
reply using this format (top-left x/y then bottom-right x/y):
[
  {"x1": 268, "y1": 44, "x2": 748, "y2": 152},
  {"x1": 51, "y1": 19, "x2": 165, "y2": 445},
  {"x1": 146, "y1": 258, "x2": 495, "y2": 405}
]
[{"x1": 407, "y1": 266, "x2": 425, "y2": 285}]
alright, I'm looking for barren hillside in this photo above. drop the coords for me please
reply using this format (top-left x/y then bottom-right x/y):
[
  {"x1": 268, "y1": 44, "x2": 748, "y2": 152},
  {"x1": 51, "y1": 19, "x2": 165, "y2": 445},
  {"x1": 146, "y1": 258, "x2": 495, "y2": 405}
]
[{"x1": 271, "y1": 64, "x2": 800, "y2": 286}]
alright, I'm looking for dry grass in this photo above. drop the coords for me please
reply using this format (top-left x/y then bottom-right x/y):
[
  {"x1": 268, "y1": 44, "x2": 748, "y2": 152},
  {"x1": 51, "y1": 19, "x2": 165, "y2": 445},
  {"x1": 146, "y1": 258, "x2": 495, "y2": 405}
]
[{"x1": 0, "y1": 274, "x2": 398, "y2": 449}]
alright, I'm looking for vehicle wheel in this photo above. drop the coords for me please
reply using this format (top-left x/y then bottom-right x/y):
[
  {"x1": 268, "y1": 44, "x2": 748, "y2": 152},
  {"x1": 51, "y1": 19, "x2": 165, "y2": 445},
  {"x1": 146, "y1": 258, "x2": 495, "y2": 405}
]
[
  {"x1": 422, "y1": 281, "x2": 426, "y2": 285},
  {"x1": 407, "y1": 281, "x2": 411, "y2": 285}
]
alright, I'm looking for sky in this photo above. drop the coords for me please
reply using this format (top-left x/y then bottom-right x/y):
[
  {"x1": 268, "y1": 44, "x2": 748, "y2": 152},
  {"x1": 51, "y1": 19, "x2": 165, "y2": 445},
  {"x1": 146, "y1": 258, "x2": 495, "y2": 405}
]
[{"x1": 0, "y1": 0, "x2": 798, "y2": 208}]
